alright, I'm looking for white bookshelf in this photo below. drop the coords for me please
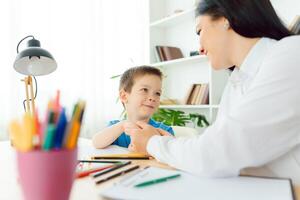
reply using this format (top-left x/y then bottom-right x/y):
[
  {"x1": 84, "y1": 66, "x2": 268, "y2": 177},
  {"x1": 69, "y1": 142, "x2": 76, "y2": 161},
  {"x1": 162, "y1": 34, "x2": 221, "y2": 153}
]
[
  {"x1": 148, "y1": 0, "x2": 229, "y2": 123},
  {"x1": 151, "y1": 55, "x2": 207, "y2": 67},
  {"x1": 160, "y1": 105, "x2": 219, "y2": 109},
  {"x1": 150, "y1": 7, "x2": 196, "y2": 28}
]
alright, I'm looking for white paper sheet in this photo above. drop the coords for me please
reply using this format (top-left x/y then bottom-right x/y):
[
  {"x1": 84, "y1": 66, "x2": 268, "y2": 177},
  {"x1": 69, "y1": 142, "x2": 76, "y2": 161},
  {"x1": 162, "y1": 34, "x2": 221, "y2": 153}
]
[
  {"x1": 101, "y1": 167, "x2": 294, "y2": 200},
  {"x1": 77, "y1": 138, "x2": 130, "y2": 160}
]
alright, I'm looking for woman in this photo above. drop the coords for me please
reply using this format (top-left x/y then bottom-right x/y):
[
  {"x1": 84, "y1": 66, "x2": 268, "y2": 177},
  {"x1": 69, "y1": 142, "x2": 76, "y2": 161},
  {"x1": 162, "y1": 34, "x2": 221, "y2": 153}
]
[{"x1": 126, "y1": 0, "x2": 300, "y2": 184}]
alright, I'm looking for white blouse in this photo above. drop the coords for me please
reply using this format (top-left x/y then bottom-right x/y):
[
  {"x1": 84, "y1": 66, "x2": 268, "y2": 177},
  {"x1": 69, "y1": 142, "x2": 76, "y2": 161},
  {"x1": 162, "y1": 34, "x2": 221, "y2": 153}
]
[{"x1": 147, "y1": 36, "x2": 300, "y2": 185}]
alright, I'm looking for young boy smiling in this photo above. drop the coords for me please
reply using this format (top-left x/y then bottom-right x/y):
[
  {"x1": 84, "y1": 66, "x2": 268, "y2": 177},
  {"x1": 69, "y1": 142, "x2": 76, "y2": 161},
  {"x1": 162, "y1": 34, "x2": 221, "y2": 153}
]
[{"x1": 92, "y1": 66, "x2": 174, "y2": 149}]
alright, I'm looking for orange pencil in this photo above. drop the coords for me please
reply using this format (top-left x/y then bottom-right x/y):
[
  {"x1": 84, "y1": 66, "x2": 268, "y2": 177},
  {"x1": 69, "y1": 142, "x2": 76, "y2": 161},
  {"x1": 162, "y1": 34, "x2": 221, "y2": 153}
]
[
  {"x1": 54, "y1": 90, "x2": 61, "y2": 123},
  {"x1": 66, "y1": 120, "x2": 80, "y2": 149},
  {"x1": 65, "y1": 101, "x2": 85, "y2": 149},
  {"x1": 76, "y1": 165, "x2": 114, "y2": 179}
]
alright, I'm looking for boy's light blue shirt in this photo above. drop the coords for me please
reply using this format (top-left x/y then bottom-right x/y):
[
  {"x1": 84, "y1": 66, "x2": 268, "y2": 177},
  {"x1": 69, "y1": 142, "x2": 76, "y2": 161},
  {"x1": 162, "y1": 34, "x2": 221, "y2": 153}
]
[{"x1": 108, "y1": 118, "x2": 174, "y2": 148}]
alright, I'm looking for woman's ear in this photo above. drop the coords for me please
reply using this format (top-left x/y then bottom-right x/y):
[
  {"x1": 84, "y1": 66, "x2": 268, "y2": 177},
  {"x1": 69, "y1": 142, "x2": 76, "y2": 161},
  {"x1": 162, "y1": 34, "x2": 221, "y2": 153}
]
[
  {"x1": 119, "y1": 89, "x2": 128, "y2": 104},
  {"x1": 222, "y1": 18, "x2": 230, "y2": 30}
]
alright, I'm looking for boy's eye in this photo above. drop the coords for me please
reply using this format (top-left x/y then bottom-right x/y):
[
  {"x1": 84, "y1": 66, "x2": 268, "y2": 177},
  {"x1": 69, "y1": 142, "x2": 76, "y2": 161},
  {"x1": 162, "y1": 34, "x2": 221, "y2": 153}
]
[
  {"x1": 141, "y1": 88, "x2": 148, "y2": 92},
  {"x1": 156, "y1": 92, "x2": 161, "y2": 96},
  {"x1": 196, "y1": 29, "x2": 201, "y2": 35}
]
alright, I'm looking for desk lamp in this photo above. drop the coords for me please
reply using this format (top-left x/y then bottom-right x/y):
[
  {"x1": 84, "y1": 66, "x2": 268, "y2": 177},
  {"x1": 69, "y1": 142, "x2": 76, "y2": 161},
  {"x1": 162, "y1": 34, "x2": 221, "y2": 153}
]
[{"x1": 13, "y1": 35, "x2": 57, "y2": 114}]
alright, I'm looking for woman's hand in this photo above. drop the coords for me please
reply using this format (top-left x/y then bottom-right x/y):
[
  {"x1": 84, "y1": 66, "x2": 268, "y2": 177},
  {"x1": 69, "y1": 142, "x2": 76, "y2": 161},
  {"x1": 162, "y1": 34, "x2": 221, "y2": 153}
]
[
  {"x1": 125, "y1": 121, "x2": 161, "y2": 154},
  {"x1": 156, "y1": 128, "x2": 175, "y2": 137}
]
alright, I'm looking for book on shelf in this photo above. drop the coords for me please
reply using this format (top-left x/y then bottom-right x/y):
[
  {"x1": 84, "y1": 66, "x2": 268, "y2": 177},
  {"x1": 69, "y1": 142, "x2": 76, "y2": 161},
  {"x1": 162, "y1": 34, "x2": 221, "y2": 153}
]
[
  {"x1": 183, "y1": 84, "x2": 195, "y2": 104},
  {"x1": 184, "y1": 83, "x2": 209, "y2": 105},
  {"x1": 185, "y1": 84, "x2": 197, "y2": 104},
  {"x1": 160, "y1": 99, "x2": 179, "y2": 105},
  {"x1": 201, "y1": 84, "x2": 209, "y2": 104},
  {"x1": 289, "y1": 15, "x2": 300, "y2": 34},
  {"x1": 155, "y1": 46, "x2": 166, "y2": 62},
  {"x1": 155, "y1": 46, "x2": 184, "y2": 62},
  {"x1": 191, "y1": 84, "x2": 201, "y2": 105},
  {"x1": 195, "y1": 84, "x2": 205, "y2": 105}
]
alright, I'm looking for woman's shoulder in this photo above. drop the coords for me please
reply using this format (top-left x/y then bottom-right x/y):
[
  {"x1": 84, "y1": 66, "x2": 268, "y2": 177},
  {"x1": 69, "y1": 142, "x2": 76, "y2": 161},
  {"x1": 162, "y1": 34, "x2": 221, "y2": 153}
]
[
  {"x1": 269, "y1": 35, "x2": 300, "y2": 55},
  {"x1": 277, "y1": 35, "x2": 300, "y2": 47},
  {"x1": 260, "y1": 35, "x2": 300, "y2": 77},
  {"x1": 263, "y1": 36, "x2": 300, "y2": 66}
]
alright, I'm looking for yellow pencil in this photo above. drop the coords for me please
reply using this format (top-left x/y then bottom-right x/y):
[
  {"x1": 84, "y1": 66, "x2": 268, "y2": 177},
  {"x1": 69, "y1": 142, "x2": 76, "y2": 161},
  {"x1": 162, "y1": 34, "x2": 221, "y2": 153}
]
[
  {"x1": 8, "y1": 113, "x2": 34, "y2": 152},
  {"x1": 91, "y1": 153, "x2": 151, "y2": 160},
  {"x1": 9, "y1": 120, "x2": 22, "y2": 150},
  {"x1": 21, "y1": 112, "x2": 34, "y2": 151}
]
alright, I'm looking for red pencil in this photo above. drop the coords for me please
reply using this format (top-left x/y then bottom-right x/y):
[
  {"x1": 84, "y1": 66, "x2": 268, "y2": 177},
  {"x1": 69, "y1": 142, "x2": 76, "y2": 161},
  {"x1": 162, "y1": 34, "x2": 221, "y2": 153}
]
[{"x1": 76, "y1": 165, "x2": 114, "y2": 179}]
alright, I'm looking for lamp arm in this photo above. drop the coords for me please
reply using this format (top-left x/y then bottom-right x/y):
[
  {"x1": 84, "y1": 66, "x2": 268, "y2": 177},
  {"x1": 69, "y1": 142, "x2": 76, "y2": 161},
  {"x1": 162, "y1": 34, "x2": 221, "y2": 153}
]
[
  {"x1": 22, "y1": 75, "x2": 38, "y2": 113},
  {"x1": 16, "y1": 35, "x2": 35, "y2": 53}
]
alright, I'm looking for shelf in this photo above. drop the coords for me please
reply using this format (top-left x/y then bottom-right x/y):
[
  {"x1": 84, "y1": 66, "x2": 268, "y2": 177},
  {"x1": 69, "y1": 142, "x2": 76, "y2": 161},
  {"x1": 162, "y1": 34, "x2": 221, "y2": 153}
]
[
  {"x1": 150, "y1": 7, "x2": 196, "y2": 28},
  {"x1": 210, "y1": 105, "x2": 220, "y2": 109},
  {"x1": 159, "y1": 105, "x2": 219, "y2": 109},
  {"x1": 151, "y1": 55, "x2": 207, "y2": 67},
  {"x1": 149, "y1": 0, "x2": 226, "y2": 123}
]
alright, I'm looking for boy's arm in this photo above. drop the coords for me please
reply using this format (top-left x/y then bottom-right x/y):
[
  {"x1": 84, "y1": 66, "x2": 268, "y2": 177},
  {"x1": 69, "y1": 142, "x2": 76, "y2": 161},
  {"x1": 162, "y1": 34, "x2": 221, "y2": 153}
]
[{"x1": 92, "y1": 121, "x2": 125, "y2": 149}]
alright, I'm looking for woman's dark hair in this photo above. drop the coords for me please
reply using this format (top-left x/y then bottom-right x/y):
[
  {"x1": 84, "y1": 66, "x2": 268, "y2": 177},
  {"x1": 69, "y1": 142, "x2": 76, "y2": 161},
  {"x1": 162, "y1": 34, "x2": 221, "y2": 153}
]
[{"x1": 196, "y1": 0, "x2": 294, "y2": 40}]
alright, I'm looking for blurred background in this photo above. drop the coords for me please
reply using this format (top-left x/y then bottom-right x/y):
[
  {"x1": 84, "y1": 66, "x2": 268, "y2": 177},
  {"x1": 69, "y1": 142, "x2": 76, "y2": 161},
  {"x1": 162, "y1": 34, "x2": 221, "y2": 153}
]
[{"x1": 0, "y1": 0, "x2": 299, "y2": 140}]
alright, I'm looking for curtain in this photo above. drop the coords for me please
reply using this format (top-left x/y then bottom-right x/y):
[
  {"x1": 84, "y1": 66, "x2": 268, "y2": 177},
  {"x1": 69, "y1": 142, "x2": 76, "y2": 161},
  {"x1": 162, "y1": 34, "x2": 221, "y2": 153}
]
[{"x1": 0, "y1": 0, "x2": 148, "y2": 139}]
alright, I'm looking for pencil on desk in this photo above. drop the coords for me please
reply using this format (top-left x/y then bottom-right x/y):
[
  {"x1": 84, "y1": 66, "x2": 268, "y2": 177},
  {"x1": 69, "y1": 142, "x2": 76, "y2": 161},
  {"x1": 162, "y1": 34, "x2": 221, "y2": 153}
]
[
  {"x1": 76, "y1": 165, "x2": 114, "y2": 179},
  {"x1": 78, "y1": 160, "x2": 122, "y2": 164},
  {"x1": 92, "y1": 161, "x2": 131, "y2": 178},
  {"x1": 95, "y1": 165, "x2": 140, "y2": 185},
  {"x1": 116, "y1": 166, "x2": 150, "y2": 186},
  {"x1": 91, "y1": 153, "x2": 150, "y2": 160},
  {"x1": 134, "y1": 174, "x2": 181, "y2": 188},
  {"x1": 92, "y1": 157, "x2": 150, "y2": 160}
]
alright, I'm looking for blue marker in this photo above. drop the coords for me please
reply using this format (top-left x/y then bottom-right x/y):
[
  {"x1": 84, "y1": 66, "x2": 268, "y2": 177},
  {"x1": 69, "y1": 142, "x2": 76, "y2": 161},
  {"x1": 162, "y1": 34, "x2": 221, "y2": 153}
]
[{"x1": 54, "y1": 108, "x2": 68, "y2": 149}]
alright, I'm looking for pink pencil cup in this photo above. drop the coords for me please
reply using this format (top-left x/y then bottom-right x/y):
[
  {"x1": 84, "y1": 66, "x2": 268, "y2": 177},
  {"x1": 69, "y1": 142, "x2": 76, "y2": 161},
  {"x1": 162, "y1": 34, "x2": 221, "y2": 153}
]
[{"x1": 16, "y1": 149, "x2": 77, "y2": 200}]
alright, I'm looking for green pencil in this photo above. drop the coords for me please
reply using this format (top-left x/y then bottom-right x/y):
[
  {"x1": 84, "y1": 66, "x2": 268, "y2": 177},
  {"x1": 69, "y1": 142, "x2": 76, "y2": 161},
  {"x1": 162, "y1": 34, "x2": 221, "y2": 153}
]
[{"x1": 134, "y1": 174, "x2": 181, "y2": 188}]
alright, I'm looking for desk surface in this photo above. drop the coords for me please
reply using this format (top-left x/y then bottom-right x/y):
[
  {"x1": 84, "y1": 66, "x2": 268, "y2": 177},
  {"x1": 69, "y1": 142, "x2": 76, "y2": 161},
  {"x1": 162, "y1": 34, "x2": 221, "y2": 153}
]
[
  {"x1": 1, "y1": 140, "x2": 299, "y2": 200},
  {"x1": 72, "y1": 160, "x2": 300, "y2": 200},
  {"x1": 71, "y1": 159, "x2": 171, "y2": 200}
]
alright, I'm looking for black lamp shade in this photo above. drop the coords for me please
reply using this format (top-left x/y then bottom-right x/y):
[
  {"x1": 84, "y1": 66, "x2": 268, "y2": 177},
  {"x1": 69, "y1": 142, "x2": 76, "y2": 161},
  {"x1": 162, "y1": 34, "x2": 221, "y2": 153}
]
[{"x1": 13, "y1": 39, "x2": 57, "y2": 76}]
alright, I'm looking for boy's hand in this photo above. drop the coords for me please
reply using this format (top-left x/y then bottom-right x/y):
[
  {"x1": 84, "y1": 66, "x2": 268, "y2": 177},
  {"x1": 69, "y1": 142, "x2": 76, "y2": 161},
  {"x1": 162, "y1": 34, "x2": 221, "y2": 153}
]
[{"x1": 122, "y1": 121, "x2": 140, "y2": 135}]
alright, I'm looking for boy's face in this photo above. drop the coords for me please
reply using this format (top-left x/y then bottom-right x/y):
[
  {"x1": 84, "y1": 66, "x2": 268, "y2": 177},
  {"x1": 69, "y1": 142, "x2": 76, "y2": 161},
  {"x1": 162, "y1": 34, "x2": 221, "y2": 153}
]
[{"x1": 120, "y1": 74, "x2": 162, "y2": 120}]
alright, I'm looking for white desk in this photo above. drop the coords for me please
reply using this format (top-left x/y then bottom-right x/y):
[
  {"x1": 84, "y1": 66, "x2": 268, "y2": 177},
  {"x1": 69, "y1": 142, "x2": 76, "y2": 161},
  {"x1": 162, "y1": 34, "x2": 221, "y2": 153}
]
[
  {"x1": 0, "y1": 139, "x2": 169, "y2": 200},
  {"x1": 1, "y1": 139, "x2": 299, "y2": 200}
]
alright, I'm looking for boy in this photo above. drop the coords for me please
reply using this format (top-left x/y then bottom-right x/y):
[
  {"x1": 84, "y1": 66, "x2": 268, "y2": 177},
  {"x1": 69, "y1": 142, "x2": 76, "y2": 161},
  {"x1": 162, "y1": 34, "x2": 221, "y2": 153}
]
[{"x1": 92, "y1": 66, "x2": 174, "y2": 148}]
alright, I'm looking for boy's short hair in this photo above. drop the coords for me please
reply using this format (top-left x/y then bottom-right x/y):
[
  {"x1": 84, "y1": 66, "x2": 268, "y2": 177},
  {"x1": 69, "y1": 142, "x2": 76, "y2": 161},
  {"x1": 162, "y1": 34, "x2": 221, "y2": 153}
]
[{"x1": 119, "y1": 65, "x2": 163, "y2": 92}]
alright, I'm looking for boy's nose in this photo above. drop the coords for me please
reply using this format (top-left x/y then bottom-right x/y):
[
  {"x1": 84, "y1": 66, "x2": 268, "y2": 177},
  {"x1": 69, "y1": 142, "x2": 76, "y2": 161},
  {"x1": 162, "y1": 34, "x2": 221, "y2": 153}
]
[
  {"x1": 148, "y1": 95, "x2": 156, "y2": 102},
  {"x1": 199, "y1": 47, "x2": 207, "y2": 55}
]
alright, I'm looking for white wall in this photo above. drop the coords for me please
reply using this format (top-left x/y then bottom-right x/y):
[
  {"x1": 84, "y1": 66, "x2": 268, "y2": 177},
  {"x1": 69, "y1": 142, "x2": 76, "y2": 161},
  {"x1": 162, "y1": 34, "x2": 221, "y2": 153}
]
[
  {"x1": 271, "y1": 0, "x2": 300, "y2": 24},
  {"x1": 0, "y1": 0, "x2": 148, "y2": 140}
]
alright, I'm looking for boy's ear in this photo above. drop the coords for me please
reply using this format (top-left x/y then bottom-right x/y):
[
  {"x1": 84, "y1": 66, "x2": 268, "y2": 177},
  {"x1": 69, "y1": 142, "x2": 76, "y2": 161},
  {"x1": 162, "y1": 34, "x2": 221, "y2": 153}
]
[{"x1": 119, "y1": 89, "x2": 128, "y2": 103}]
